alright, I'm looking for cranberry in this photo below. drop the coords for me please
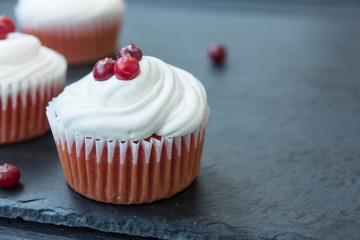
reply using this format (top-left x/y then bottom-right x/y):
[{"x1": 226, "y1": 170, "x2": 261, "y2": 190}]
[
  {"x1": 0, "y1": 15, "x2": 16, "y2": 33},
  {"x1": 144, "y1": 133, "x2": 162, "y2": 142},
  {"x1": 93, "y1": 58, "x2": 116, "y2": 81},
  {"x1": 208, "y1": 43, "x2": 227, "y2": 65},
  {"x1": 0, "y1": 22, "x2": 8, "y2": 40},
  {"x1": 114, "y1": 53, "x2": 140, "y2": 80},
  {"x1": 0, "y1": 163, "x2": 21, "y2": 188},
  {"x1": 117, "y1": 43, "x2": 143, "y2": 61}
]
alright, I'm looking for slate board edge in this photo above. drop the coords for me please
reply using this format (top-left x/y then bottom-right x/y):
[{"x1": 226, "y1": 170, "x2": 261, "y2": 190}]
[{"x1": 0, "y1": 205, "x2": 316, "y2": 240}]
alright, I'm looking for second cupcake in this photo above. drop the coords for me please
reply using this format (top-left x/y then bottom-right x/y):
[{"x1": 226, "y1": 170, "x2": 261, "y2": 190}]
[{"x1": 0, "y1": 15, "x2": 66, "y2": 144}]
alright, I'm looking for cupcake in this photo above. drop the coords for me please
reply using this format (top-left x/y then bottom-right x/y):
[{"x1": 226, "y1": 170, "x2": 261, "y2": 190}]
[
  {"x1": 14, "y1": 0, "x2": 125, "y2": 65},
  {"x1": 46, "y1": 44, "x2": 209, "y2": 204},
  {"x1": 0, "y1": 15, "x2": 66, "y2": 144}
]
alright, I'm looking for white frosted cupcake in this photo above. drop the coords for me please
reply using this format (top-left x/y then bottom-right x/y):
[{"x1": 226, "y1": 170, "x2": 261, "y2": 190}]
[
  {"x1": 0, "y1": 16, "x2": 66, "y2": 144},
  {"x1": 15, "y1": 0, "x2": 125, "y2": 65},
  {"x1": 46, "y1": 46, "x2": 208, "y2": 204}
]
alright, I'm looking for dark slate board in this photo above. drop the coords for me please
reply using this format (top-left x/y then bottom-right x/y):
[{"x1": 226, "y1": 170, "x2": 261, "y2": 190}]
[{"x1": 1, "y1": 0, "x2": 360, "y2": 239}]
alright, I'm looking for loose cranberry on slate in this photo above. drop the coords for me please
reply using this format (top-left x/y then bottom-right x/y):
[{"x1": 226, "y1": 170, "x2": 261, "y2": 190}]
[
  {"x1": 0, "y1": 163, "x2": 21, "y2": 188},
  {"x1": 208, "y1": 42, "x2": 227, "y2": 65}
]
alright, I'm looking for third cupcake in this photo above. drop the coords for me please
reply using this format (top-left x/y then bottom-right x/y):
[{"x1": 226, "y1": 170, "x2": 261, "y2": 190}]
[{"x1": 15, "y1": 0, "x2": 125, "y2": 65}]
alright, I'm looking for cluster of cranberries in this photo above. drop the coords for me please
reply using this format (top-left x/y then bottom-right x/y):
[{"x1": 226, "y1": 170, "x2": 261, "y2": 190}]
[
  {"x1": 0, "y1": 163, "x2": 21, "y2": 188},
  {"x1": 0, "y1": 15, "x2": 16, "y2": 40},
  {"x1": 93, "y1": 44, "x2": 143, "y2": 81}
]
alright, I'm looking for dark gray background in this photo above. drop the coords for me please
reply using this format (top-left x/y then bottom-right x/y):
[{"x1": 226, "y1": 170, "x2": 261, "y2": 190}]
[{"x1": 1, "y1": 0, "x2": 360, "y2": 239}]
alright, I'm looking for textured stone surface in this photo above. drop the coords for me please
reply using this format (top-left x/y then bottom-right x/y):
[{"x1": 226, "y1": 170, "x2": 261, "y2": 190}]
[
  {"x1": 1, "y1": 0, "x2": 360, "y2": 239},
  {"x1": 0, "y1": 218, "x2": 153, "y2": 240}
]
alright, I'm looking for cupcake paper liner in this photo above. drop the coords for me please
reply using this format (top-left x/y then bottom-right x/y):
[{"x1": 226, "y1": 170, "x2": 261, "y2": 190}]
[
  {"x1": 0, "y1": 73, "x2": 65, "y2": 144},
  {"x1": 21, "y1": 16, "x2": 122, "y2": 65},
  {"x1": 46, "y1": 104, "x2": 209, "y2": 204}
]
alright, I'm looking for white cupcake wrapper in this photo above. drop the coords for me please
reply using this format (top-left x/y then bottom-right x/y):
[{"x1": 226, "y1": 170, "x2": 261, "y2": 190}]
[
  {"x1": 0, "y1": 71, "x2": 65, "y2": 144},
  {"x1": 46, "y1": 103, "x2": 209, "y2": 204},
  {"x1": 47, "y1": 103, "x2": 209, "y2": 164},
  {"x1": 1, "y1": 72, "x2": 65, "y2": 110}
]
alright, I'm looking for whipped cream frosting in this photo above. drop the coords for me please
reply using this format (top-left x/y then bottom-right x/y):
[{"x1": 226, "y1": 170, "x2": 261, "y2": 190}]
[
  {"x1": 0, "y1": 32, "x2": 67, "y2": 108},
  {"x1": 15, "y1": 0, "x2": 125, "y2": 27},
  {"x1": 51, "y1": 56, "x2": 208, "y2": 140}
]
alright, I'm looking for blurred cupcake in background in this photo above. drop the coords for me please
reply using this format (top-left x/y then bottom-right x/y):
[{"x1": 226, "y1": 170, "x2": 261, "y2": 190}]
[
  {"x1": 15, "y1": 0, "x2": 125, "y2": 65},
  {"x1": 0, "y1": 15, "x2": 66, "y2": 144}
]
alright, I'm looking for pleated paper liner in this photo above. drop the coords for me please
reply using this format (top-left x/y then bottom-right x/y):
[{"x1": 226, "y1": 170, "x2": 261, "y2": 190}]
[
  {"x1": 0, "y1": 73, "x2": 65, "y2": 144},
  {"x1": 21, "y1": 16, "x2": 122, "y2": 65},
  {"x1": 47, "y1": 104, "x2": 209, "y2": 204}
]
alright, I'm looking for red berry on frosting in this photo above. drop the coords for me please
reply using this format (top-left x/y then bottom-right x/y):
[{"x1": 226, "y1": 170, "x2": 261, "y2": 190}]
[
  {"x1": 0, "y1": 163, "x2": 21, "y2": 188},
  {"x1": 208, "y1": 43, "x2": 226, "y2": 65},
  {"x1": 117, "y1": 43, "x2": 143, "y2": 61},
  {"x1": 0, "y1": 23, "x2": 8, "y2": 40},
  {"x1": 144, "y1": 133, "x2": 162, "y2": 142},
  {"x1": 93, "y1": 58, "x2": 116, "y2": 81},
  {"x1": 0, "y1": 15, "x2": 16, "y2": 33},
  {"x1": 114, "y1": 53, "x2": 140, "y2": 80}
]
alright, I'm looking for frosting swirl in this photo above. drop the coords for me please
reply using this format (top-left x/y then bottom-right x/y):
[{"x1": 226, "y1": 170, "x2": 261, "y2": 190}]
[
  {"x1": 52, "y1": 56, "x2": 207, "y2": 140},
  {"x1": 15, "y1": 0, "x2": 125, "y2": 27},
  {"x1": 0, "y1": 33, "x2": 66, "y2": 85},
  {"x1": 0, "y1": 33, "x2": 40, "y2": 65}
]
